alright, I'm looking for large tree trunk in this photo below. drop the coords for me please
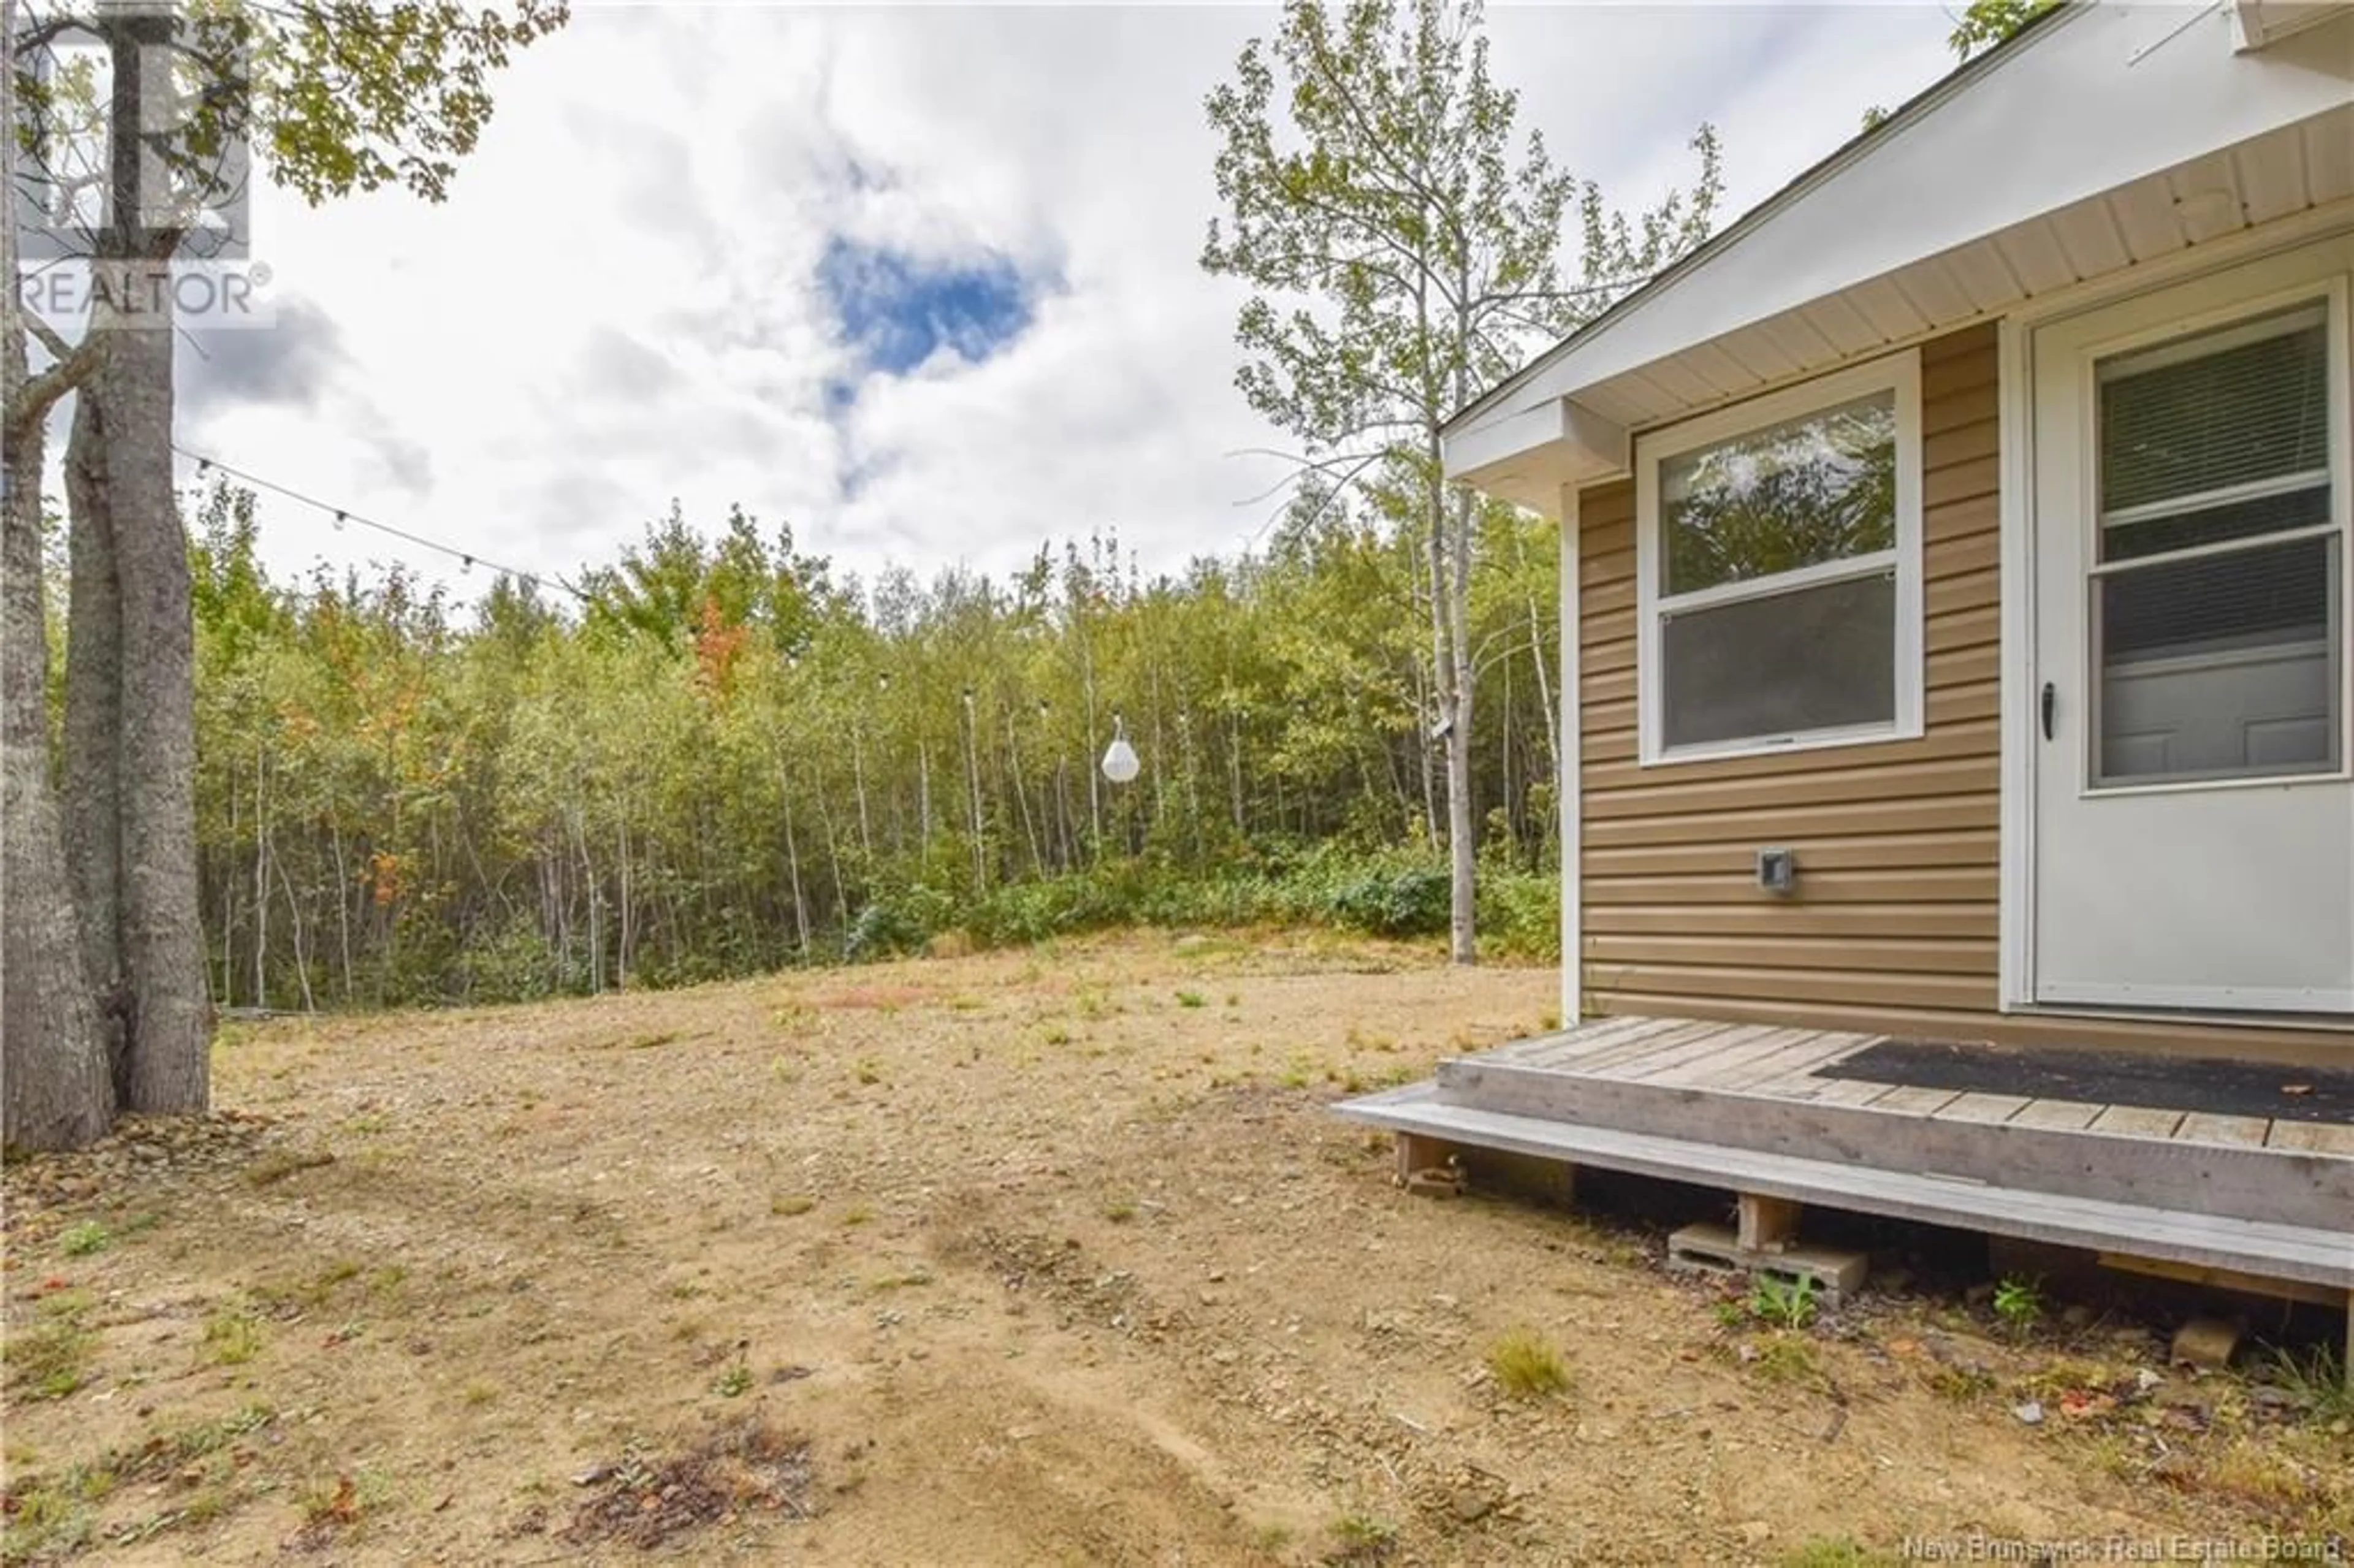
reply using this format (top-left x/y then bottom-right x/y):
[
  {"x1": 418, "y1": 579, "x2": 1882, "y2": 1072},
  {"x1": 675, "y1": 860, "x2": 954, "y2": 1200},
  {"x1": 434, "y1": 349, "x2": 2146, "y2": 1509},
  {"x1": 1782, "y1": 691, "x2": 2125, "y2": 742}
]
[
  {"x1": 1, "y1": 0, "x2": 115, "y2": 1150},
  {"x1": 64, "y1": 383, "x2": 128, "y2": 1081},
  {"x1": 62, "y1": 9, "x2": 211, "y2": 1114},
  {"x1": 1, "y1": 419, "x2": 115, "y2": 1151}
]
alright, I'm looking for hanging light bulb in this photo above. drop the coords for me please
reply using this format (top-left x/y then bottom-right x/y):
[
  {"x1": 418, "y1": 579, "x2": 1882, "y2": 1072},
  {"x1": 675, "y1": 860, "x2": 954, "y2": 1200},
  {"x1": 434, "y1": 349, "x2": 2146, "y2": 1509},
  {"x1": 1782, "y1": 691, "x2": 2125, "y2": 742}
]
[{"x1": 1100, "y1": 712, "x2": 1140, "y2": 785}]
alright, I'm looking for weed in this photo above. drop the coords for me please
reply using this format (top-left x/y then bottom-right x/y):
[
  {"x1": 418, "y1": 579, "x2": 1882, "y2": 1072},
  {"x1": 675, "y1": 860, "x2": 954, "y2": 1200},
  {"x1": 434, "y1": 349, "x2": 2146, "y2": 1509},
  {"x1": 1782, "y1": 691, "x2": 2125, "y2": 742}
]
[
  {"x1": 771, "y1": 1193, "x2": 817, "y2": 1217},
  {"x1": 840, "y1": 1204, "x2": 874, "y2": 1227},
  {"x1": 2200, "y1": 1437, "x2": 2315, "y2": 1508},
  {"x1": 623, "y1": 1030, "x2": 681, "y2": 1050},
  {"x1": 1927, "y1": 1363, "x2": 1996, "y2": 1401},
  {"x1": 1776, "y1": 1539, "x2": 1900, "y2": 1568},
  {"x1": 1329, "y1": 1509, "x2": 1398, "y2": 1562},
  {"x1": 854, "y1": 1057, "x2": 884, "y2": 1086},
  {"x1": 1225, "y1": 992, "x2": 1240, "y2": 1007},
  {"x1": 202, "y1": 1305, "x2": 264, "y2": 1366},
  {"x1": 2260, "y1": 1343, "x2": 2354, "y2": 1425},
  {"x1": 9, "y1": 1290, "x2": 97, "y2": 1399},
  {"x1": 293, "y1": 1467, "x2": 384, "y2": 1544},
  {"x1": 59, "y1": 1220, "x2": 112, "y2": 1257},
  {"x1": 1175, "y1": 990, "x2": 1207, "y2": 1008},
  {"x1": 1105, "y1": 1198, "x2": 1138, "y2": 1224},
  {"x1": 1750, "y1": 1331, "x2": 1821, "y2": 1384},
  {"x1": 712, "y1": 1361, "x2": 754, "y2": 1398},
  {"x1": 1992, "y1": 1275, "x2": 2043, "y2": 1340},
  {"x1": 1, "y1": 1474, "x2": 98, "y2": 1560},
  {"x1": 1041, "y1": 1026, "x2": 1073, "y2": 1046},
  {"x1": 1747, "y1": 1274, "x2": 1820, "y2": 1331},
  {"x1": 1484, "y1": 1326, "x2": 1572, "y2": 1398},
  {"x1": 463, "y1": 1380, "x2": 499, "y2": 1406}
]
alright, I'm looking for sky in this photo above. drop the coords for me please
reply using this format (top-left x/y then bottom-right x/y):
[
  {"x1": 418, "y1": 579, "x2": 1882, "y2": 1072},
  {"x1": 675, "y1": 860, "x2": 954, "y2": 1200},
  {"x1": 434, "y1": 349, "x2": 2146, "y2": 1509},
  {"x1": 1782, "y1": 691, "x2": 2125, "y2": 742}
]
[{"x1": 166, "y1": 2, "x2": 1965, "y2": 604}]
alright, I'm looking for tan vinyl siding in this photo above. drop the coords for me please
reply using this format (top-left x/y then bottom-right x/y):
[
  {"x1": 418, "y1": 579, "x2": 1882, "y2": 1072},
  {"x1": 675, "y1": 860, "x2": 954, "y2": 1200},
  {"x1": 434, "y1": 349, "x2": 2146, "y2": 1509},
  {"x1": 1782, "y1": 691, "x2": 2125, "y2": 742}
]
[{"x1": 1576, "y1": 322, "x2": 2352, "y2": 1064}]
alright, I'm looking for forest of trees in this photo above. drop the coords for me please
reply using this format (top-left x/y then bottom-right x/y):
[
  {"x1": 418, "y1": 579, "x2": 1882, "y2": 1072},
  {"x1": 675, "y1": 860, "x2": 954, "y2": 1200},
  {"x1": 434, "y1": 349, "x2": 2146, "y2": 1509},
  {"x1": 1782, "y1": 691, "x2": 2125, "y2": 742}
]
[{"x1": 147, "y1": 479, "x2": 1566, "y2": 1012}]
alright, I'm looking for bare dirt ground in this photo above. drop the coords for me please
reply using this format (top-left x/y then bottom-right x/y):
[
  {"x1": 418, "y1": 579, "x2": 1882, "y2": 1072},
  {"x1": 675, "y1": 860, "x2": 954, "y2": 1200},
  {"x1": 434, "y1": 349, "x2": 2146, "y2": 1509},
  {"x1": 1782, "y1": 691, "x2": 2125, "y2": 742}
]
[{"x1": 5, "y1": 931, "x2": 2349, "y2": 1566}]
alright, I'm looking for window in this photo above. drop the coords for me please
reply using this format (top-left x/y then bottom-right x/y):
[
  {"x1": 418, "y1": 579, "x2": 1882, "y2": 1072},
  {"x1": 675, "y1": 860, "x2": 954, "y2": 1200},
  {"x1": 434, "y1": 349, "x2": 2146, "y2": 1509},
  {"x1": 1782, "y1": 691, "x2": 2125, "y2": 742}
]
[
  {"x1": 2089, "y1": 302, "x2": 2342, "y2": 786},
  {"x1": 1636, "y1": 352, "x2": 1924, "y2": 764}
]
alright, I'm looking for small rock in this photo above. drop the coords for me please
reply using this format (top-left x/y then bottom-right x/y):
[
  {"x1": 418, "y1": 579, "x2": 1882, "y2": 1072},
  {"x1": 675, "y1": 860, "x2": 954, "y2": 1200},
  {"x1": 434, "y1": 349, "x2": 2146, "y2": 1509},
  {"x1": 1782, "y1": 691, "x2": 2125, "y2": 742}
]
[
  {"x1": 2134, "y1": 1368, "x2": 2163, "y2": 1395},
  {"x1": 2013, "y1": 1400, "x2": 2044, "y2": 1426},
  {"x1": 1738, "y1": 1521, "x2": 1773, "y2": 1546},
  {"x1": 2061, "y1": 1304, "x2": 2092, "y2": 1329},
  {"x1": 2169, "y1": 1316, "x2": 2240, "y2": 1370},
  {"x1": 1449, "y1": 1488, "x2": 1493, "y2": 1523}
]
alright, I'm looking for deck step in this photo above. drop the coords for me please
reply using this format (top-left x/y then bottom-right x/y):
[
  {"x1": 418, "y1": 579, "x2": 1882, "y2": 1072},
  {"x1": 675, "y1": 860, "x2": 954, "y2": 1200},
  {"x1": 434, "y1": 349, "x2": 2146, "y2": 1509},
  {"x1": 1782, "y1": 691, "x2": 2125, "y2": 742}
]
[{"x1": 1335, "y1": 1083, "x2": 2354, "y2": 1292}]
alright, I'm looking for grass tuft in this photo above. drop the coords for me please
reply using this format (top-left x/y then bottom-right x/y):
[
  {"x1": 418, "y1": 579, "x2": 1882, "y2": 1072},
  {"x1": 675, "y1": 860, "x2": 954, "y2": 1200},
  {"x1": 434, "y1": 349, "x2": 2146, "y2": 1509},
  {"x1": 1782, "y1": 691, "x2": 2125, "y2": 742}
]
[{"x1": 1484, "y1": 1326, "x2": 1571, "y2": 1399}]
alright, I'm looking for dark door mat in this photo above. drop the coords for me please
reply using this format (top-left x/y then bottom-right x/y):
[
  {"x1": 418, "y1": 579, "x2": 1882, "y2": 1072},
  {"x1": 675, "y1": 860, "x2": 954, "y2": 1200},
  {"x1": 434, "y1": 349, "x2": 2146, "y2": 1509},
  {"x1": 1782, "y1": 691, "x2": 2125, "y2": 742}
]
[{"x1": 1812, "y1": 1038, "x2": 2354, "y2": 1125}]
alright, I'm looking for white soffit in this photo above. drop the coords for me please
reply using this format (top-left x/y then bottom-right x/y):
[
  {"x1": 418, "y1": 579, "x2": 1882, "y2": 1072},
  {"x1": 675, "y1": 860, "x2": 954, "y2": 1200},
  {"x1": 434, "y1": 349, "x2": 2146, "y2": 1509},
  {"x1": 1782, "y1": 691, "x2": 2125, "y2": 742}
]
[{"x1": 1447, "y1": 2, "x2": 2354, "y2": 516}]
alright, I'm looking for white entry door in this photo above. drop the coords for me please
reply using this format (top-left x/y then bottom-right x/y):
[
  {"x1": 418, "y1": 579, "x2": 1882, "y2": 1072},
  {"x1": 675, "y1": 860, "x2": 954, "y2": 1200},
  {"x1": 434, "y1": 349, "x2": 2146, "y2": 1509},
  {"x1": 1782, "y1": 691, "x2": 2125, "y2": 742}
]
[{"x1": 2031, "y1": 239, "x2": 2354, "y2": 1013}]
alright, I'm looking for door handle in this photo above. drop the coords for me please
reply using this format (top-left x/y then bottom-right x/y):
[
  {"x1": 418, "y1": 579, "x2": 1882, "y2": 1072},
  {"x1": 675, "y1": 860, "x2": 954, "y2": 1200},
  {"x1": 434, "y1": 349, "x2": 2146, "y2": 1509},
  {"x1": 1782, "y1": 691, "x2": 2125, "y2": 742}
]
[{"x1": 2040, "y1": 682, "x2": 2055, "y2": 741}]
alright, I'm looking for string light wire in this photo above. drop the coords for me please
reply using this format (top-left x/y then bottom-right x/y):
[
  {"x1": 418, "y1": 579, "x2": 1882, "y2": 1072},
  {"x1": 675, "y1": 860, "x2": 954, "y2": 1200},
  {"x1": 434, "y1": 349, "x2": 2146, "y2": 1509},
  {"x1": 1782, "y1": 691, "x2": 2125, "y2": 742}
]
[{"x1": 173, "y1": 444, "x2": 588, "y2": 603}]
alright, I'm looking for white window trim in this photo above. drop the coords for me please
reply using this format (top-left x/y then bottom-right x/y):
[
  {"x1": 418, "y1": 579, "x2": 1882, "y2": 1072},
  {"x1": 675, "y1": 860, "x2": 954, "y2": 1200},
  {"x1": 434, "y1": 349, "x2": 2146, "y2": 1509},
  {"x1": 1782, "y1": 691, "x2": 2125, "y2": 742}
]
[{"x1": 1634, "y1": 348, "x2": 1925, "y2": 767}]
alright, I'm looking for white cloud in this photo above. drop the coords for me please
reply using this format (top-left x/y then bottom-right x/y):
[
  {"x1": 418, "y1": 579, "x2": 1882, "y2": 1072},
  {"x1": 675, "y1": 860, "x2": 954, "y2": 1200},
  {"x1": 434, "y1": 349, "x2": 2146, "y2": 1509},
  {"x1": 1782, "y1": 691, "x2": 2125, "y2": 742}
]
[{"x1": 170, "y1": 2, "x2": 1959, "y2": 603}]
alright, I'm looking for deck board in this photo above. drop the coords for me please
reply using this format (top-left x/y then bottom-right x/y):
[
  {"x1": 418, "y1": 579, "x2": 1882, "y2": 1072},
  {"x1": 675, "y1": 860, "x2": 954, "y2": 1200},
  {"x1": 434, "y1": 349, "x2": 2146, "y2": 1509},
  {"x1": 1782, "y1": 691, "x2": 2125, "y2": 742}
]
[
  {"x1": 1871, "y1": 1085, "x2": 1967, "y2": 1117},
  {"x1": 1571, "y1": 1018, "x2": 1736, "y2": 1073},
  {"x1": 2268, "y1": 1120, "x2": 2354, "y2": 1157},
  {"x1": 1719, "y1": 1031, "x2": 1880, "y2": 1093},
  {"x1": 1623, "y1": 1026, "x2": 1802, "y2": 1087},
  {"x1": 2175, "y1": 1112, "x2": 2274, "y2": 1149},
  {"x1": 1514, "y1": 1016, "x2": 1659, "y2": 1066},
  {"x1": 2009, "y1": 1098, "x2": 2106, "y2": 1132},
  {"x1": 2091, "y1": 1105, "x2": 2187, "y2": 1140},
  {"x1": 1933, "y1": 1092, "x2": 2035, "y2": 1125},
  {"x1": 1789, "y1": 1075, "x2": 1900, "y2": 1107}
]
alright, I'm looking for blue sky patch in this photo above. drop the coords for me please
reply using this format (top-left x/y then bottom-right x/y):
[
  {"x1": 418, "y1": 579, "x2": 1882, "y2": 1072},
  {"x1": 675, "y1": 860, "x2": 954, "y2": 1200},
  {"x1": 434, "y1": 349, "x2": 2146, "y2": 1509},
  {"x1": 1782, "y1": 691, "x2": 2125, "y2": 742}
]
[{"x1": 818, "y1": 237, "x2": 1044, "y2": 381}]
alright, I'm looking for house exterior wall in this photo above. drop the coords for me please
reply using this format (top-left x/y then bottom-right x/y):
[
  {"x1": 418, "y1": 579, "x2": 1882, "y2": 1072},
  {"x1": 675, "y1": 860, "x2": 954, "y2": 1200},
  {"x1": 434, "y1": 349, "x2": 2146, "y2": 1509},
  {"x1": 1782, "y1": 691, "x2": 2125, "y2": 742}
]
[{"x1": 1574, "y1": 321, "x2": 2353, "y2": 1062}]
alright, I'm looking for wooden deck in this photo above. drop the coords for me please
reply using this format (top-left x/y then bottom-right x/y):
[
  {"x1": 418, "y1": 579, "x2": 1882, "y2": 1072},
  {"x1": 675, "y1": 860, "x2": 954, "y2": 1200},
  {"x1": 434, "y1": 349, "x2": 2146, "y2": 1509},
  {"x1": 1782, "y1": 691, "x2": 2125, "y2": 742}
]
[
  {"x1": 1472, "y1": 1017, "x2": 2354, "y2": 1158},
  {"x1": 1336, "y1": 1016, "x2": 2354, "y2": 1312}
]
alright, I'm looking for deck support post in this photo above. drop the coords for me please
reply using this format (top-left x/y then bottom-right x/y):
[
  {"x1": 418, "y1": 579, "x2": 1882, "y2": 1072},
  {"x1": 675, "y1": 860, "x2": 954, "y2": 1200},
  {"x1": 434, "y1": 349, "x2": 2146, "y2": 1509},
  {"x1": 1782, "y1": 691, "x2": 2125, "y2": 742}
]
[
  {"x1": 1738, "y1": 1193, "x2": 1803, "y2": 1254},
  {"x1": 1395, "y1": 1132, "x2": 1460, "y2": 1186}
]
